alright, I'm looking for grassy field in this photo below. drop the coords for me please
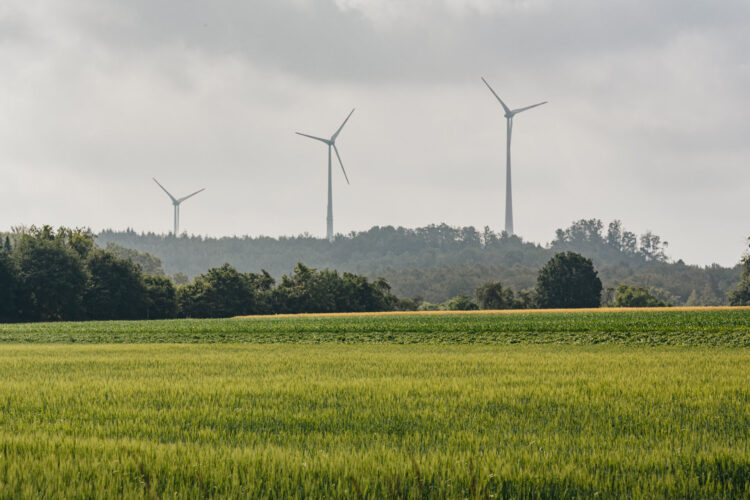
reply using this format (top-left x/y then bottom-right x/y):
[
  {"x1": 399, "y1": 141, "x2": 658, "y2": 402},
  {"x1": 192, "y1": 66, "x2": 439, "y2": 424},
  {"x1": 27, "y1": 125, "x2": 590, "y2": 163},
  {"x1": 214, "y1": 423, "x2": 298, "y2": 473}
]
[
  {"x1": 0, "y1": 309, "x2": 749, "y2": 498},
  {"x1": 0, "y1": 307, "x2": 749, "y2": 345},
  {"x1": 0, "y1": 344, "x2": 748, "y2": 498}
]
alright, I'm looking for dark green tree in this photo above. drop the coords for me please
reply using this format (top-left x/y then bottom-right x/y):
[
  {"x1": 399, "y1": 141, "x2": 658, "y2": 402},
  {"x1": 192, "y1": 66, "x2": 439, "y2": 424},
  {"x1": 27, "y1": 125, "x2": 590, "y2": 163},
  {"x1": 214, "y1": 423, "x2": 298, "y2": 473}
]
[
  {"x1": 270, "y1": 263, "x2": 395, "y2": 314},
  {"x1": 728, "y1": 278, "x2": 750, "y2": 306},
  {"x1": 84, "y1": 250, "x2": 148, "y2": 320},
  {"x1": 475, "y1": 281, "x2": 515, "y2": 310},
  {"x1": 14, "y1": 227, "x2": 89, "y2": 321},
  {"x1": 144, "y1": 275, "x2": 178, "y2": 319},
  {"x1": 0, "y1": 249, "x2": 19, "y2": 322},
  {"x1": 246, "y1": 270, "x2": 276, "y2": 314},
  {"x1": 728, "y1": 241, "x2": 750, "y2": 306},
  {"x1": 178, "y1": 263, "x2": 255, "y2": 318},
  {"x1": 536, "y1": 252, "x2": 602, "y2": 309},
  {"x1": 271, "y1": 263, "x2": 334, "y2": 313}
]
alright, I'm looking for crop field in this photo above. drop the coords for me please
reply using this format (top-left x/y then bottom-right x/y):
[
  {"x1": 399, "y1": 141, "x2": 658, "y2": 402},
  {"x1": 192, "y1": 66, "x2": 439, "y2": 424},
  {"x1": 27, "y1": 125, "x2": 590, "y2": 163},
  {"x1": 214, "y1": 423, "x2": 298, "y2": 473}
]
[
  {"x1": 0, "y1": 309, "x2": 748, "y2": 498},
  {"x1": 0, "y1": 307, "x2": 749, "y2": 345}
]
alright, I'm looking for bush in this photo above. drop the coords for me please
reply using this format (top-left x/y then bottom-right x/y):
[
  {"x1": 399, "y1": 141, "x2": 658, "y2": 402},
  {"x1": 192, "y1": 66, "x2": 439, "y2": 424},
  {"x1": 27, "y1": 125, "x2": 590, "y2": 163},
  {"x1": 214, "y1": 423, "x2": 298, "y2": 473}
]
[
  {"x1": 612, "y1": 284, "x2": 670, "y2": 307},
  {"x1": 436, "y1": 295, "x2": 479, "y2": 311}
]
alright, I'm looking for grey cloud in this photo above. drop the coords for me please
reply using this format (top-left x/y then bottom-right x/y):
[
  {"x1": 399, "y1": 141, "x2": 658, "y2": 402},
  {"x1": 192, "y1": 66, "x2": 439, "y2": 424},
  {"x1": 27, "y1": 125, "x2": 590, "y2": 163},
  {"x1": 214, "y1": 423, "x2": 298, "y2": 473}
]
[{"x1": 24, "y1": 0, "x2": 750, "y2": 83}]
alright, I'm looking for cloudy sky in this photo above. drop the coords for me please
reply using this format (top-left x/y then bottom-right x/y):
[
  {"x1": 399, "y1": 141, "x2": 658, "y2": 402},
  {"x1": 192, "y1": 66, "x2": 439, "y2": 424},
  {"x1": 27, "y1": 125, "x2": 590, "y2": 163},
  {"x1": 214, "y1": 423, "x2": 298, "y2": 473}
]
[{"x1": 1, "y1": 0, "x2": 748, "y2": 265}]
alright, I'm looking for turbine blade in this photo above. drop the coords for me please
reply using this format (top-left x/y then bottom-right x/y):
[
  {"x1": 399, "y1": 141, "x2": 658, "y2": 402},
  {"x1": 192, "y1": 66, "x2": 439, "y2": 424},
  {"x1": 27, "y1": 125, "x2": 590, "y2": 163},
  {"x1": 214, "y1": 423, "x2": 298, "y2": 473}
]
[
  {"x1": 512, "y1": 101, "x2": 548, "y2": 114},
  {"x1": 296, "y1": 132, "x2": 330, "y2": 144},
  {"x1": 481, "y1": 77, "x2": 511, "y2": 114},
  {"x1": 153, "y1": 178, "x2": 177, "y2": 203},
  {"x1": 333, "y1": 144, "x2": 350, "y2": 185},
  {"x1": 177, "y1": 188, "x2": 205, "y2": 203},
  {"x1": 330, "y1": 108, "x2": 355, "y2": 142}
]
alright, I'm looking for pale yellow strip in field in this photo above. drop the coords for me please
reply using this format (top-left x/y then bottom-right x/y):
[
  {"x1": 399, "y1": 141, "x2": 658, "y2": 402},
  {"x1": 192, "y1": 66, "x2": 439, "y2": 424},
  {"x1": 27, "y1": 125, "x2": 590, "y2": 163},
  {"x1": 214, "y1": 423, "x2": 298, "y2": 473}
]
[{"x1": 235, "y1": 305, "x2": 750, "y2": 320}]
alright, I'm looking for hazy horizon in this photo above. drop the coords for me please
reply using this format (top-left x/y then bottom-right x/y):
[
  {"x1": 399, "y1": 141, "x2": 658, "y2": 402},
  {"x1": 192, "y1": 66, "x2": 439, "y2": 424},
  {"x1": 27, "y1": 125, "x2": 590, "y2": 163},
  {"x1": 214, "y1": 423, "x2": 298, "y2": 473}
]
[{"x1": 2, "y1": 0, "x2": 748, "y2": 267}]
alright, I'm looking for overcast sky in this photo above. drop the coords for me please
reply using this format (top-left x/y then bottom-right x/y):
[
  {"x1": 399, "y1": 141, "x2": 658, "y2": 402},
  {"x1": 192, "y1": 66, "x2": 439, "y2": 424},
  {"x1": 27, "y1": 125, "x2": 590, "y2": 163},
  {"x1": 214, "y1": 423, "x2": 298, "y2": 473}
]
[{"x1": 1, "y1": 0, "x2": 748, "y2": 265}]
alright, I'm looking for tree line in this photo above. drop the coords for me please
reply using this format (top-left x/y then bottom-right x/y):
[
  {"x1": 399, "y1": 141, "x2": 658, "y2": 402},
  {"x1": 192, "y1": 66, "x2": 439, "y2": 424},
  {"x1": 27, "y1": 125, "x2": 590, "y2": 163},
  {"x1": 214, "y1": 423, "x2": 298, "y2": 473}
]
[
  {"x1": 6, "y1": 226, "x2": 746, "y2": 323},
  {"x1": 0, "y1": 226, "x2": 408, "y2": 323},
  {"x1": 95, "y1": 219, "x2": 743, "y2": 305}
]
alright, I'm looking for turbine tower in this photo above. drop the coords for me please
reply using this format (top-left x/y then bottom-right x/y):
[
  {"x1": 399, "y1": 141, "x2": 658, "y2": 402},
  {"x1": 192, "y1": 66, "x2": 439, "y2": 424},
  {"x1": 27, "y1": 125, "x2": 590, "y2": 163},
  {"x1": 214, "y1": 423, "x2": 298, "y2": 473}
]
[
  {"x1": 481, "y1": 77, "x2": 547, "y2": 236},
  {"x1": 152, "y1": 178, "x2": 205, "y2": 236},
  {"x1": 296, "y1": 108, "x2": 355, "y2": 242}
]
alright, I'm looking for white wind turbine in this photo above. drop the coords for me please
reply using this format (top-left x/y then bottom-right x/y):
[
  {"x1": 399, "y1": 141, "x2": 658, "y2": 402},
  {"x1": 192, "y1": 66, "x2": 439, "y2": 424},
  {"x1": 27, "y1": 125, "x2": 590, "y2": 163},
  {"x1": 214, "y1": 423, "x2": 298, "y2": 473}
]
[
  {"x1": 152, "y1": 178, "x2": 205, "y2": 236},
  {"x1": 481, "y1": 77, "x2": 547, "y2": 236},
  {"x1": 296, "y1": 109, "x2": 355, "y2": 242}
]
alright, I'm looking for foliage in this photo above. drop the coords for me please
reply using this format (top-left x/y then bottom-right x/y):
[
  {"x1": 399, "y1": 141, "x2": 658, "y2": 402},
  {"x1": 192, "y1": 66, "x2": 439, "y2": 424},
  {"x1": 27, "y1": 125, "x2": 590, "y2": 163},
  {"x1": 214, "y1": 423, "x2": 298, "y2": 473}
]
[
  {"x1": 612, "y1": 284, "x2": 671, "y2": 307},
  {"x1": 0, "y1": 226, "x2": 176, "y2": 322},
  {"x1": 552, "y1": 218, "x2": 667, "y2": 262},
  {"x1": 178, "y1": 263, "x2": 258, "y2": 318},
  {"x1": 728, "y1": 279, "x2": 750, "y2": 306},
  {"x1": 104, "y1": 242, "x2": 165, "y2": 276},
  {"x1": 271, "y1": 263, "x2": 397, "y2": 314},
  {"x1": 728, "y1": 239, "x2": 750, "y2": 306},
  {"x1": 143, "y1": 275, "x2": 178, "y2": 319},
  {"x1": 417, "y1": 295, "x2": 479, "y2": 311},
  {"x1": 475, "y1": 281, "x2": 516, "y2": 309},
  {"x1": 13, "y1": 226, "x2": 90, "y2": 321},
  {"x1": 0, "y1": 226, "x2": 409, "y2": 322},
  {"x1": 84, "y1": 250, "x2": 149, "y2": 320},
  {"x1": 0, "y1": 249, "x2": 19, "y2": 322},
  {"x1": 96, "y1": 220, "x2": 736, "y2": 304},
  {"x1": 536, "y1": 252, "x2": 603, "y2": 308},
  {"x1": 440, "y1": 294, "x2": 479, "y2": 311},
  {"x1": 175, "y1": 262, "x2": 401, "y2": 318},
  {"x1": 514, "y1": 289, "x2": 538, "y2": 309},
  {"x1": 0, "y1": 343, "x2": 748, "y2": 497},
  {"x1": 172, "y1": 272, "x2": 190, "y2": 285}
]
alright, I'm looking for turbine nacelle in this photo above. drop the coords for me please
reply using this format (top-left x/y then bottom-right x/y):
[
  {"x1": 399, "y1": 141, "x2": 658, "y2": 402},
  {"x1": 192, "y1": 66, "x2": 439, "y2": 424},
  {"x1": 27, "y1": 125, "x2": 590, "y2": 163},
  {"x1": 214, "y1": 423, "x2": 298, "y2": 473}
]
[
  {"x1": 508, "y1": 101, "x2": 548, "y2": 118},
  {"x1": 481, "y1": 77, "x2": 547, "y2": 119},
  {"x1": 296, "y1": 108, "x2": 355, "y2": 186}
]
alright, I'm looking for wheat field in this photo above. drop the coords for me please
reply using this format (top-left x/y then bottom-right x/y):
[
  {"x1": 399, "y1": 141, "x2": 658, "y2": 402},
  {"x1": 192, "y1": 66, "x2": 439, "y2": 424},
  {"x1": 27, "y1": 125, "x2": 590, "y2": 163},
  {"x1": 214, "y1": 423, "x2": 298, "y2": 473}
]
[{"x1": 0, "y1": 343, "x2": 748, "y2": 498}]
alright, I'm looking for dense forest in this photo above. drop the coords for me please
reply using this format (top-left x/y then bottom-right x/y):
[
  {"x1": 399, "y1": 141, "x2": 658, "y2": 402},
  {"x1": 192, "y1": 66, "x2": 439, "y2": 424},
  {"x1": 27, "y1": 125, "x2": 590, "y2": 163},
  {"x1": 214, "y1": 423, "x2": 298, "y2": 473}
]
[{"x1": 94, "y1": 219, "x2": 744, "y2": 305}]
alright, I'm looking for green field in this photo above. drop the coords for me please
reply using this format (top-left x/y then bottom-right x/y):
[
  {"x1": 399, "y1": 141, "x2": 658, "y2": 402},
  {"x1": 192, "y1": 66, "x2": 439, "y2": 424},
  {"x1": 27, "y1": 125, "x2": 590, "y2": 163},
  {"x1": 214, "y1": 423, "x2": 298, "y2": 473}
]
[
  {"x1": 0, "y1": 310, "x2": 749, "y2": 498},
  {"x1": 0, "y1": 308, "x2": 749, "y2": 346}
]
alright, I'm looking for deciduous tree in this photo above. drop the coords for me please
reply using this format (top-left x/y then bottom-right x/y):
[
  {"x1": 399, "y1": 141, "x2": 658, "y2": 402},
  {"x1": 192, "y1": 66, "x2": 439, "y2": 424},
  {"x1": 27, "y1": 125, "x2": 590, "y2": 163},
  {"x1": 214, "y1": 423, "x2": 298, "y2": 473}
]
[{"x1": 536, "y1": 252, "x2": 602, "y2": 309}]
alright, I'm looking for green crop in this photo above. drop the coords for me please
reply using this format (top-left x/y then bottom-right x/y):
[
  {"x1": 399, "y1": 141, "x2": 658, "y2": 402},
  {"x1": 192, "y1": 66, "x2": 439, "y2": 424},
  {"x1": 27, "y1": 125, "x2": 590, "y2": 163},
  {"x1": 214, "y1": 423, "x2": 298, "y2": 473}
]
[
  {"x1": 0, "y1": 308, "x2": 748, "y2": 345},
  {"x1": 0, "y1": 344, "x2": 748, "y2": 498},
  {"x1": 1, "y1": 310, "x2": 749, "y2": 497}
]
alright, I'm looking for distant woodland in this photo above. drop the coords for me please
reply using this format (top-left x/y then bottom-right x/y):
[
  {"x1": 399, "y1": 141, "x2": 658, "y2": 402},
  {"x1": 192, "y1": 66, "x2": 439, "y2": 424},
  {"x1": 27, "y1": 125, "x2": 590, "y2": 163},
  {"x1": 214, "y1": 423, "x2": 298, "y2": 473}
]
[{"x1": 96, "y1": 219, "x2": 744, "y2": 306}]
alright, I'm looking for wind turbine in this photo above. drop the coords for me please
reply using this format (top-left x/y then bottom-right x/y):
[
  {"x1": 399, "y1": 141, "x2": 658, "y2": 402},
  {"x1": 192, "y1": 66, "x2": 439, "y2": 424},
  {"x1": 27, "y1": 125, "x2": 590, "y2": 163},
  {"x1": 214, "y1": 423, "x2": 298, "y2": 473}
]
[
  {"x1": 296, "y1": 108, "x2": 355, "y2": 242},
  {"x1": 152, "y1": 178, "x2": 205, "y2": 236},
  {"x1": 481, "y1": 77, "x2": 547, "y2": 236}
]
